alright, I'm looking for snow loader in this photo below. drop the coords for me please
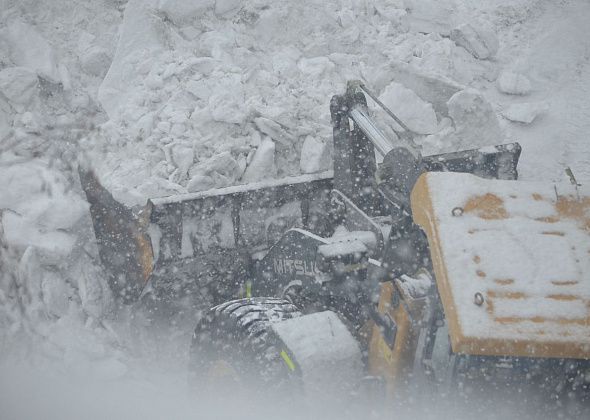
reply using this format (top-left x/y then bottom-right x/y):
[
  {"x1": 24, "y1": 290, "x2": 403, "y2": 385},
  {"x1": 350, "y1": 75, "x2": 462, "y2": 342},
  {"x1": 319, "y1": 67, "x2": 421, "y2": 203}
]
[{"x1": 79, "y1": 81, "x2": 589, "y2": 409}]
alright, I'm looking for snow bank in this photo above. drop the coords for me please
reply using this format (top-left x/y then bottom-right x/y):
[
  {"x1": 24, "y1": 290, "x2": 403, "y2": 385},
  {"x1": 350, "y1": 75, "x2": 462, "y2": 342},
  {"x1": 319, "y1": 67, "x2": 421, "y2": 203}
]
[{"x1": 80, "y1": 46, "x2": 112, "y2": 78}]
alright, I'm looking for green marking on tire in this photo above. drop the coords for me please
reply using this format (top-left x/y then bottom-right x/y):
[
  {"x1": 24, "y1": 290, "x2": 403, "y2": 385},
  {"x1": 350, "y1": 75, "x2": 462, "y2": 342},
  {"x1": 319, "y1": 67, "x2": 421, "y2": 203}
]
[
  {"x1": 246, "y1": 281, "x2": 252, "y2": 298},
  {"x1": 280, "y1": 350, "x2": 295, "y2": 371}
]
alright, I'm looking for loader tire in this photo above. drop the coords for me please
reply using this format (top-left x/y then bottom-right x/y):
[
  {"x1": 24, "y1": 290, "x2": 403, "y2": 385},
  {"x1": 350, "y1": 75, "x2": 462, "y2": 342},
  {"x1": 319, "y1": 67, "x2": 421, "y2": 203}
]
[{"x1": 189, "y1": 297, "x2": 302, "y2": 396}]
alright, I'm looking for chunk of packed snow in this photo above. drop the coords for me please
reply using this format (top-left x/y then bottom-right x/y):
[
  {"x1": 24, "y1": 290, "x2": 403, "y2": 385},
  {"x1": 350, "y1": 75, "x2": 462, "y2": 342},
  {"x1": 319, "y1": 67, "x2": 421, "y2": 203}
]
[
  {"x1": 378, "y1": 81, "x2": 438, "y2": 135},
  {"x1": 208, "y1": 90, "x2": 247, "y2": 124},
  {"x1": 271, "y1": 46, "x2": 302, "y2": 78},
  {"x1": 254, "y1": 117, "x2": 295, "y2": 146},
  {"x1": 370, "y1": 62, "x2": 464, "y2": 117},
  {"x1": 0, "y1": 67, "x2": 38, "y2": 111},
  {"x1": 190, "y1": 151, "x2": 242, "y2": 181},
  {"x1": 98, "y1": 0, "x2": 165, "y2": 118},
  {"x1": 80, "y1": 46, "x2": 111, "y2": 78},
  {"x1": 497, "y1": 71, "x2": 532, "y2": 95},
  {"x1": 300, "y1": 136, "x2": 330, "y2": 174},
  {"x1": 0, "y1": 157, "x2": 88, "y2": 234},
  {"x1": 3, "y1": 21, "x2": 61, "y2": 83},
  {"x1": 187, "y1": 174, "x2": 216, "y2": 193},
  {"x1": 297, "y1": 57, "x2": 335, "y2": 77},
  {"x1": 502, "y1": 102, "x2": 549, "y2": 124},
  {"x1": 171, "y1": 145, "x2": 194, "y2": 177},
  {"x1": 241, "y1": 137, "x2": 276, "y2": 182},
  {"x1": 129, "y1": 112, "x2": 155, "y2": 140},
  {"x1": 41, "y1": 270, "x2": 74, "y2": 318},
  {"x1": 3, "y1": 212, "x2": 76, "y2": 256},
  {"x1": 447, "y1": 89, "x2": 503, "y2": 151},
  {"x1": 450, "y1": 21, "x2": 499, "y2": 60}
]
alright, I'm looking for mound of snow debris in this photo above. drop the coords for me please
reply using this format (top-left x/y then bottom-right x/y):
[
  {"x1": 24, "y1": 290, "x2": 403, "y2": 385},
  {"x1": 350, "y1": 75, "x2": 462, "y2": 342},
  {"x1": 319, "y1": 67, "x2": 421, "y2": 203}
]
[{"x1": 83, "y1": 0, "x2": 518, "y2": 205}]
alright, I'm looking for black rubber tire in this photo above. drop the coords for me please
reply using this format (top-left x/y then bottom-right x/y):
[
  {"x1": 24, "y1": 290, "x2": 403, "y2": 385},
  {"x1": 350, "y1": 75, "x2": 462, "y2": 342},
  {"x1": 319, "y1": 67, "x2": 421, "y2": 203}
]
[{"x1": 189, "y1": 297, "x2": 303, "y2": 396}]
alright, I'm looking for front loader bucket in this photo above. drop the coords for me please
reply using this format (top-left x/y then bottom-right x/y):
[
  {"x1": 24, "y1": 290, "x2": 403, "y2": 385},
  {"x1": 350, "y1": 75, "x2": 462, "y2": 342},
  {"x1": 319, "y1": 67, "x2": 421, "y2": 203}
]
[
  {"x1": 79, "y1": 166, "x2": 153, "y2": 302},
  {"x1": 79, "y1": 166, "x2": 333, "y2": 304}
]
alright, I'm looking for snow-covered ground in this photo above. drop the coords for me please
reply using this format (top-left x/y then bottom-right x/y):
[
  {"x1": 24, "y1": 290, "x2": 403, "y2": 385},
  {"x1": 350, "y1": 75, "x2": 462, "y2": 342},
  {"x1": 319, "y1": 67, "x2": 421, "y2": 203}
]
[{"x1": 1, "y1": 0, "x2": 589, "y2": 418}]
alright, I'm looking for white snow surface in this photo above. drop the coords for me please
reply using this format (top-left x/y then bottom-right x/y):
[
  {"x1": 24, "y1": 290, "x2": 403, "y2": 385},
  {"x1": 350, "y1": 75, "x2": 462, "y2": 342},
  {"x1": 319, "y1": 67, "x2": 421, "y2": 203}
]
[{"x1": 1, "y1": 0, "x2": 590, "y2": 418}]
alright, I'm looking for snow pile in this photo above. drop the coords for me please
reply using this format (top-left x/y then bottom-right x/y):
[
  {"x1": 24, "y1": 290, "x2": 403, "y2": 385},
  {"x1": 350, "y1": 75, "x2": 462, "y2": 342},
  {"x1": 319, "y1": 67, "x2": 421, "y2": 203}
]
[
  {"x1": 83, "y1": 0, "x2": 517, "y2": 204},
  {"x1": 0, "y1": 152, "x2": 124, "y2": 374},
  {"x1": 0, "y1": 158, "x2": 86, "y2": 255},
  {"x1": 420, "y1": 88, "x2": 503, "y2": 155}
]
